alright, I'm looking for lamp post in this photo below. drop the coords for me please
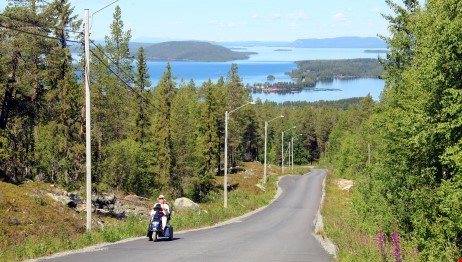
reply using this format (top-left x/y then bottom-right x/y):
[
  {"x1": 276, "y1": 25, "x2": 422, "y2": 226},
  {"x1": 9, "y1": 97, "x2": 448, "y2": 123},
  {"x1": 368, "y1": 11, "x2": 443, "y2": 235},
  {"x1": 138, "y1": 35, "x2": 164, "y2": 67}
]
[
  {"x1": 224, "y1": 101, "x2": 255, "y2": 208},
  {"x1": 281, "y1": 126, "x2": 296, "y2": 175},
  {"x1": 264, "y1": 115, "x2": 284, "y2": 184}
]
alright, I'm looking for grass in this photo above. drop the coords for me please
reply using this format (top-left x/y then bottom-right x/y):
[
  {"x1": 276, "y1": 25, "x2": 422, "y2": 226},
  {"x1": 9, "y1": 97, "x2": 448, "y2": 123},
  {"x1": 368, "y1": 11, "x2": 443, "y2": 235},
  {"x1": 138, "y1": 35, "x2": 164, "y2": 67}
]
[
  {"x1": 321, "y1": 170, "x2": 420, "y2": 261},
  {"x1": 0, "y1": 162, "x2": 311, "y2": 261}
]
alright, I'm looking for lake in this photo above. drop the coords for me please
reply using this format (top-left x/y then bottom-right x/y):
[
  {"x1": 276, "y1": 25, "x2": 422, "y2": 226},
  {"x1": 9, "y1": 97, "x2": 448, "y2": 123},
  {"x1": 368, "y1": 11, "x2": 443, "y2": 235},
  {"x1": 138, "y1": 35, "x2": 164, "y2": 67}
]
[
  {"x1": 147, "y1": 47, "x2": 386, "y2": 102},
  {"x1": 251, "y1": 78, "x2": 383, "y2": 103}
]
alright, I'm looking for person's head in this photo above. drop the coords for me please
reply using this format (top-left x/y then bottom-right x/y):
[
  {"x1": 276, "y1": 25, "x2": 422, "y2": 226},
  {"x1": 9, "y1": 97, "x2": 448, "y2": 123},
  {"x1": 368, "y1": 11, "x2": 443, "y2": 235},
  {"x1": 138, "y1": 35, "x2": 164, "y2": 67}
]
[{"x1": 157, "y1": 194, "x2": 165, "y2": 203}]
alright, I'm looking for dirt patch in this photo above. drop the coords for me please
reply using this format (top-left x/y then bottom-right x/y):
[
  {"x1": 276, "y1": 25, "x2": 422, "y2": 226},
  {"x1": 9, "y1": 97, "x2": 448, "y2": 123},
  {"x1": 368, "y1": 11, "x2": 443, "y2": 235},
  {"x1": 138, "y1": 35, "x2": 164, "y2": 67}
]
[{"x1": 336, "y1": 178, "x2": 353, "y2": 191}]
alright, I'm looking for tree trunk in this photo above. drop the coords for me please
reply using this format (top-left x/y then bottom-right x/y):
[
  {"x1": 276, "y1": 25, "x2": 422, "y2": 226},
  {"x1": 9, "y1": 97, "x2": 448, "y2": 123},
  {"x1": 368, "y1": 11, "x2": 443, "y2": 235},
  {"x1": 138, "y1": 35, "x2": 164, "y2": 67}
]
[{"x1": 0, "y1": 52, "x2": 19, "y2": 130}]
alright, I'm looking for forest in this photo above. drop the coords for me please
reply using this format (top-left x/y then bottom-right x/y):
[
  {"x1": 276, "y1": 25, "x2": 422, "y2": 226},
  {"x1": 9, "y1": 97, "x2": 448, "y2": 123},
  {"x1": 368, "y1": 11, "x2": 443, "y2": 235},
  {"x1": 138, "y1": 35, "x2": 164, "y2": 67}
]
[
  {"x1": 326, "y1": 0, "x2": 462, "y2": 259},
  {"x1": 289, "y1": 58, "x2": 384, "y2": 82},
  {"x1": 0, "y1": 1, "x2": 342, "y2": 203}
]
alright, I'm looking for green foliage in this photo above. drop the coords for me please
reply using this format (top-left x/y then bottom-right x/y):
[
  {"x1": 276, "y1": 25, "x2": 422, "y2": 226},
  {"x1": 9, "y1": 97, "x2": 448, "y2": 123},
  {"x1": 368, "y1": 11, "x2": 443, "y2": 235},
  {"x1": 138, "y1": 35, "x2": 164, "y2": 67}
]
[
  {"x1": 101, "y1": 139, "x2": 152, "y2": 195},
  {"x1": 324, "y1": 1, "x2": 462, "y2": 260},
  {"x1": 289, "y1": 58, "x2": 384, "y2": 82},
  {"x1": 149, "y1": 63, "x2": 176, "y2": 193},
  {"x1": 134, "y1": 46, "x2": 152, "y2": 144}
]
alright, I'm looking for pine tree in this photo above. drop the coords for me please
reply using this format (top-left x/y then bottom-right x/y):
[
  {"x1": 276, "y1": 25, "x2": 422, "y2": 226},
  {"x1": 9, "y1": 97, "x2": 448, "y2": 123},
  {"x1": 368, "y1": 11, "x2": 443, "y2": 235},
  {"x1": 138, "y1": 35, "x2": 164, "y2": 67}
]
[
  {"x1": 0, "y1": 1, "x2": 54, "y2": 182},
  {"x1": 150, "y1": 63, "x2": 176, "y2": 193},
  {"x1": 103, "y1": 5, "x2": 134, "y2": 141},
  {"x1": 170, "y1": 80, "x2": 202, "y2": 197},
  {"x1": 224, "y1": 64, "x2": 252, "y2": 167},
  {"x1": 134, "y1": 46, "x2": 151, "y2": 144},
  {"x1": 35, "y1": 0, "x2": 84, "y2": 186},
  {"x1": 192, "y1": 79, "x2": 222, "y2": 201}
]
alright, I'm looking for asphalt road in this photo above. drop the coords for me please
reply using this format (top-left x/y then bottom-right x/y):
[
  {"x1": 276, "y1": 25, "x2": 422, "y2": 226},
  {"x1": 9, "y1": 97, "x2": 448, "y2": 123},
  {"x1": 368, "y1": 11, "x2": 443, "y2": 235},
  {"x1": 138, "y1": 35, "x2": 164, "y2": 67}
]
[{"x1": 38, "y1": 169, "x2": 331, "y2": 262}]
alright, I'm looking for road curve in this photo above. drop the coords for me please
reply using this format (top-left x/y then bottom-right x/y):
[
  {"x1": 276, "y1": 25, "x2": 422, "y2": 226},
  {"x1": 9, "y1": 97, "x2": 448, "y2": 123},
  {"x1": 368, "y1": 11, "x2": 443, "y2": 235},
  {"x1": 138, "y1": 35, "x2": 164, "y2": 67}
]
[{"x1": 38, "y1": 169, "x2": 331, "y2": 262}]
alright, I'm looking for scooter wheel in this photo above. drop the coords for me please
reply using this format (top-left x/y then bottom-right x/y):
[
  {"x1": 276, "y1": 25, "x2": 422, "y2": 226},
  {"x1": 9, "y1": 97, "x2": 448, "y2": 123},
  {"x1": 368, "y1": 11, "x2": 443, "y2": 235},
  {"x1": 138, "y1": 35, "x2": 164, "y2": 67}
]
[{"x1": 168, "y1": 227, "x2": 173, "y2": 241}]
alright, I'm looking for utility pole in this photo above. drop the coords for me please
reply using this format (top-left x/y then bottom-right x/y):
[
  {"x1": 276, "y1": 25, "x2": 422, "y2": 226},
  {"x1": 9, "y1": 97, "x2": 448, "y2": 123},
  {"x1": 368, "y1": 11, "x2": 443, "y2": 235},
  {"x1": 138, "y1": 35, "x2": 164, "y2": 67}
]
[
  {"x1": 224, "y1": 110, "x2": 228, "y2": 208},
  {"x1": 291, "y1": 136, "x2": 294, "y2": 170},
  {"x1": 368, "y1": 143, "x2": 371, "y2": 166},
  {"x1": 281, "y1": 126, "x2": 295, "y2": 175},
  {"x1": 264, "y1": 121, "x2": 268, "y2": 182},
  {"x1": 281, "y1": 131, "x2": 284, "y2": 174},
  {"x1": 84, "y1": 9, "x2": 91, "y2": 232},
  {"x1": 264, "y1": 115, "x2": 283, "y2": 184}
]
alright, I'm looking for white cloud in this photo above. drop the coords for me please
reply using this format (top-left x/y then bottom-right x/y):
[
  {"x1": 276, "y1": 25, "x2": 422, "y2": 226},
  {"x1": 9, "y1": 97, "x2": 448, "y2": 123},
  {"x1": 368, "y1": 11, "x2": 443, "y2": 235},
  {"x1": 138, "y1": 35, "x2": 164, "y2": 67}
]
[
  {"x1": 333, "y1": 13, "x2": 347, "y2": 21},
  {"x1": 289, "y1": 12, "x2": 308, "y2": 20}
]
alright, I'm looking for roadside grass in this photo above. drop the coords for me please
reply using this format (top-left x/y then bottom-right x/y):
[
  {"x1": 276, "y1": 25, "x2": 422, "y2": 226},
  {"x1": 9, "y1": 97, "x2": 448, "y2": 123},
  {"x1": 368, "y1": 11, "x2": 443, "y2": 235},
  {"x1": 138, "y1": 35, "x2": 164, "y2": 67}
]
[
  {"x1": 321, "y1": 170, "x2": 420, "y2": 261},
  {"x1": 1, "y1": 161, "x2": 316, "y2": 261}
]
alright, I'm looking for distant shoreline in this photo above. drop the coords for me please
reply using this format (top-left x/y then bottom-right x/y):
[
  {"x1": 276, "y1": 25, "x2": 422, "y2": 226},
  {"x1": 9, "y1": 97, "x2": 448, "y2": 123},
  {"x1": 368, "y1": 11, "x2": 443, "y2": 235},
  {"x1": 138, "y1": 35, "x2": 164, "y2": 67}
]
[{"x1": 364, "y1": 49, "x2": 388, "y2": 53}]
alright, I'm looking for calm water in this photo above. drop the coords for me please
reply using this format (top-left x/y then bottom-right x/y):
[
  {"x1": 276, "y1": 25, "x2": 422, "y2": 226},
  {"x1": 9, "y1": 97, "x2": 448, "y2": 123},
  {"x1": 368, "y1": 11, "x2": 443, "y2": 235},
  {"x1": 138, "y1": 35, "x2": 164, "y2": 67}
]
[
  {"x1": 147, "y1": 61, "x2": 296, "y2": 85},
  {"x1": 251, "y1": 78, "x2": 383, "y2": 103},
  {"x1": 147, "y1": 47, "x2": 386, "y2": 102}
]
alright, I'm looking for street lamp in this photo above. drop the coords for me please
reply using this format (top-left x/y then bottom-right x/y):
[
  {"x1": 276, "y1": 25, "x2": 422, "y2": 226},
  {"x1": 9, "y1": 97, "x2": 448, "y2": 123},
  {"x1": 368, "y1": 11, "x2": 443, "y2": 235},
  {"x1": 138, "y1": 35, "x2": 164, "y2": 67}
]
[
  {"x1": 264, "y1": 115, "x2": 284, "y2": 184},
  {"x1": 281, "y1": 126, "x2": 296, "y2": 175},
  {"x1": 224, "y1": 101, "x2": 255, "y2": 208},
  {"x1": 291, "y1": 134, "x2": 303, "y2": 170}
]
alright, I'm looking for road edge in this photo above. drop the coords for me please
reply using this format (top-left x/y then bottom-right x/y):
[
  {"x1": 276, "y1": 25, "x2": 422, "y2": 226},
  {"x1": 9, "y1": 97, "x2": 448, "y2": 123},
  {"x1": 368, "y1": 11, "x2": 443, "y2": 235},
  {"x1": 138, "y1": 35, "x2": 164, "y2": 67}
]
[{"x1": 313, "y1": 170, "x2": 338, "y2": 258}]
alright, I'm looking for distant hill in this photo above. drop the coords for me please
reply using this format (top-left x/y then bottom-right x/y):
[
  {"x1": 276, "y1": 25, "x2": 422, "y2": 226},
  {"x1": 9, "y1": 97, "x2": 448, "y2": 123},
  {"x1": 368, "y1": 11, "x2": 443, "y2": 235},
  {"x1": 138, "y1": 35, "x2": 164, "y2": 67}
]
[
  {"x1": 215, "y1": 37, "x2": 386, "y2": 48},
  {"x1": 217, "y1": 41, "x2": 292, "y2": 47},
  {"x1": 142, "y1": 41, "x2": 256, "y2": 62},
  {"x1": 291, "y1": 37, "x2": 386, "y2": 48}
]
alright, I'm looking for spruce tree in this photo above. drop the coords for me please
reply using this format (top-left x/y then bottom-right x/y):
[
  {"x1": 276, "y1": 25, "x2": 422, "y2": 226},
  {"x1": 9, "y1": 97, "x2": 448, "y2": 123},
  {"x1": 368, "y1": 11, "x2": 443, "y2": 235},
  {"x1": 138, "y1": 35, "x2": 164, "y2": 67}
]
[
  {"x1": 134, "y1": 46, "x2": 151, "y2": 144},
  {"x1": 150, "y1": 63, "x2": 176, "y2": 193}
]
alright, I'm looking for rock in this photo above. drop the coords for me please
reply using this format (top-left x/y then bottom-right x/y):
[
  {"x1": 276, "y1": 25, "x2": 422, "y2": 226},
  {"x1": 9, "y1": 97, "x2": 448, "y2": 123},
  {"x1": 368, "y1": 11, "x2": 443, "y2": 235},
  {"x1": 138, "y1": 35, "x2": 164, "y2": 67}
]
[
  {"x1": 92, "y1": 193, "x2": 115, "y2": 209},
  {"x1": 46, "y1": 193, "x2": 72, "y2": 206},
  {"x1": 124, "y1": 194, "x2": 151, "y2": 203},
  {"x1": 111, "y1": 201, "x2": 126, "y2": 219},
  {"x1": 336, "y1": 179, "x2": 353, "y2": 191},
  {"x1": 173, "y1": 197, "x2": 200, "y2": 213},
  {"x1": 75, "y1": 204, "x2": 86, "y2": 213},
  {"x1": 256, "y1": 183, "x2": 266, "y2": 192}
]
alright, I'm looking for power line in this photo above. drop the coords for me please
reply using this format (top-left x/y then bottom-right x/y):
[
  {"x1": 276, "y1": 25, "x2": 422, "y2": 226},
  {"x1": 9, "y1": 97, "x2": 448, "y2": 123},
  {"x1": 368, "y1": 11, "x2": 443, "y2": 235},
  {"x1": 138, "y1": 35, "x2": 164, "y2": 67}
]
[
  {"x1": 0, "y1": 13, "x2": 83, "y2": 35},
  {"x1": 89, "y1": 40, "x2": 170, "y2": 113},
  {"x1": 89, "y1": 48, "x2": 164, "y2": 113},
  {"x1": 0, "y1": 23, "x2": 81, "y2": 44},
  {"x1": 0, "y1": 21, "x2": 163, "y2": 113}
]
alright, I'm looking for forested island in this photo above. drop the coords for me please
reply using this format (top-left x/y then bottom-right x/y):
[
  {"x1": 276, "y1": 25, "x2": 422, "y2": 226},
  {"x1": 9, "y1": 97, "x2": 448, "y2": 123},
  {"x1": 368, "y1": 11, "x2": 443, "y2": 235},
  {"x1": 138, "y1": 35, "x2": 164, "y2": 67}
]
[
  {"x1": 142, "y1": 41, "x2": 257, "y2": 62},
  {"x1": 248, "y1": 58, "x2": 384, "y2": 93}
]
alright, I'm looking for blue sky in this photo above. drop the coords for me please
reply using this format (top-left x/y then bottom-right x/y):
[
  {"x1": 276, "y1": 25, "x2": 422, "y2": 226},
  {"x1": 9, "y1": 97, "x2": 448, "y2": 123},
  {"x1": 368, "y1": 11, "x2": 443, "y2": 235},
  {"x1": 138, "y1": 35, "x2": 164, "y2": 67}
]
[{"x1": 1, "y1": 0, "x2": 391, "y2": 42}]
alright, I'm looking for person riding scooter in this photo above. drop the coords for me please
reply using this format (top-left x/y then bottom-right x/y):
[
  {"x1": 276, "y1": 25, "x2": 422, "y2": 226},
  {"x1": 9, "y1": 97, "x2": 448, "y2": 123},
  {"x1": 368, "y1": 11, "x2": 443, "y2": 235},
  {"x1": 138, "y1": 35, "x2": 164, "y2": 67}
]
[{"x1": 150, "y1": 194, "x2": 170, "y2": 231}]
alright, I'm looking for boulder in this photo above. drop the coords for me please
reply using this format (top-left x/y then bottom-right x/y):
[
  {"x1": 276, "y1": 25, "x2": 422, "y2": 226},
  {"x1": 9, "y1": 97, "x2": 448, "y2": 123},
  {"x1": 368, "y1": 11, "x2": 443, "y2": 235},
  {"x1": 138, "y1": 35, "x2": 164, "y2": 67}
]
[
  {"x1": 46, "y1": 193, "x2": 72, "y2": 206},
  {"x1": 75, "y1": 204, "x2": 86, "y2": 213},
  {"x1": 256, "y1": 183, "x2": 266, "y2": 192},
  {"x1": 173, "y1": 197, "x2": 200, "y2": 213}
]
